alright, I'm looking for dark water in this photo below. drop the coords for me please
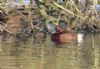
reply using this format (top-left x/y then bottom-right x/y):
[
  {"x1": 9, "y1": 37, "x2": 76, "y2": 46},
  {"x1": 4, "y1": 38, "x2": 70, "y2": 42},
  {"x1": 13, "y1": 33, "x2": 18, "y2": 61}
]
[{"x1": 0, "y1": 34, "x2": 100, "y2": 69}]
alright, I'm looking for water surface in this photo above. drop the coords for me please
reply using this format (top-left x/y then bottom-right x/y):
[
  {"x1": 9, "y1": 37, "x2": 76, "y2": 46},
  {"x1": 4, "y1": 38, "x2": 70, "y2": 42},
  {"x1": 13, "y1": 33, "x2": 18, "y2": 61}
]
[{"x1": 0, "y1": 34, "x2": 100, "y2": 69}]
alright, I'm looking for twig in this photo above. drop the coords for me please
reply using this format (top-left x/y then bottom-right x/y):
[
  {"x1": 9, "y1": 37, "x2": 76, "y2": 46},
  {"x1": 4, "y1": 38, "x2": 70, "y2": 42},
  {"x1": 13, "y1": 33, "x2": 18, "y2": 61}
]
[{"x1": 53, "y1": 0, "x2": 75, "y2": 15}]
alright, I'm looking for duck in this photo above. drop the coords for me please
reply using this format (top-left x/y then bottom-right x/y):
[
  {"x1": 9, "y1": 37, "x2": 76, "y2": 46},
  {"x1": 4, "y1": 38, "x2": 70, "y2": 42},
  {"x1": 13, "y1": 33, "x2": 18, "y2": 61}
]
[
  {"x1": 48, "y1": 24, "x2": 77, "y2": 44},
  {"x1": 51, "y1": 29, "x2": 84, "y2": 44}
]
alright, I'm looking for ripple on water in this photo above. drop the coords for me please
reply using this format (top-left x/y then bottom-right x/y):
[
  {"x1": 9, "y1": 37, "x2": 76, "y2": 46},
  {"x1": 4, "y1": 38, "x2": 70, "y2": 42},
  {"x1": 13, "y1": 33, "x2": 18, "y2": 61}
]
[{"x1": 0, "y1": 34, "x2": 100, "y2": 69}]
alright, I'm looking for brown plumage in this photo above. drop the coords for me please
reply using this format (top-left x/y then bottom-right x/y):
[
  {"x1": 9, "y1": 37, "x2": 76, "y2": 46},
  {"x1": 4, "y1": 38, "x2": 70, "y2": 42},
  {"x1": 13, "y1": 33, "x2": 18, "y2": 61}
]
[{"x1": 51, "y1": 25, "x2": 77, "y2": 44}]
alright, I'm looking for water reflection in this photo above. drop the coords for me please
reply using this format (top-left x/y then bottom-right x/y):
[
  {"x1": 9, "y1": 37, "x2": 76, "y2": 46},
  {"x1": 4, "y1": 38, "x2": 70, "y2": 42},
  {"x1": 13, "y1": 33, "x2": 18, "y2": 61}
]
[{"x1": 0, "y1": 34, "x2": 100, "y2": 69}]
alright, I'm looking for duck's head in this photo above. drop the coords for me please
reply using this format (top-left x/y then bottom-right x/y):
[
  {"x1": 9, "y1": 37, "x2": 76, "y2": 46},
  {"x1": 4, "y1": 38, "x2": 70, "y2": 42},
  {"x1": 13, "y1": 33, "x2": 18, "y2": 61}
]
[
  {"x1": 47, "y1": 21, "x2": 64, "y2": 34},
  {"x1": 55, "y1": 25, "x2": 64, "y2": 33}
]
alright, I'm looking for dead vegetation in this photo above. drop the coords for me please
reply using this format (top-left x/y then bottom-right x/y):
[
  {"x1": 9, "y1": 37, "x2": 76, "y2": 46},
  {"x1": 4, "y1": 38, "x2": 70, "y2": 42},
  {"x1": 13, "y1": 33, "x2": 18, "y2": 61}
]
[{"x1": 0, "y1": 0, "x2": 100, "y2": 37}]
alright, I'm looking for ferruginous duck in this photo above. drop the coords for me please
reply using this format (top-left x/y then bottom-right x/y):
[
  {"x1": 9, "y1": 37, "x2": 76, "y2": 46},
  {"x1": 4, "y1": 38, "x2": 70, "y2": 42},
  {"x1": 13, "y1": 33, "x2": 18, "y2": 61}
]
[
  {"x1": 47, "y1": 22, "x2": 83, "y2": 44},
  {"x1": 51, "y1": 25, "x2": 77, "y2": 44}
]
